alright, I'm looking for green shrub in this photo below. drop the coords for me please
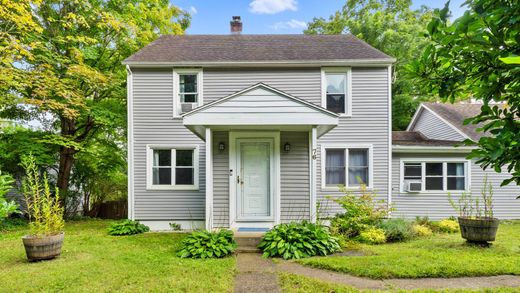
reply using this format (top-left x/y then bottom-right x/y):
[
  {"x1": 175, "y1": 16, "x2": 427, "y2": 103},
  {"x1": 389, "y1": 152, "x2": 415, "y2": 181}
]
[
  {"x1": 358, "y1": 227, "x2": 386, "y2": 244},
  {"x1": 438, "y1": 219, "x2": 460, "y2": 233},
  {"x1": 259, "y1": 221, "x2": 341, "y2": 259},
  {"x1": 21, "y1": 155, "x2": 64, "y2": 236},
  {"x1": 412, "y1": 224, "x2": 433, "y2": 237},
  {"x1": 377, "y1": 218, "x2": 414, "y2": 242},
  {"x1": 108, "y1": 220, "x2": 150, "y2": 236},
  {"x1": 0, "y1": 217, "x2": 27, "y2": 232},
  {"x1": 0, "y1": 171, "x2": 19, "y2": 219},
  {"x1": 177, "y1": 230, "x2": 236, "y2": 259},
  {"x1": 330, "y1": 185, "x2": 389, "y2": 238}
]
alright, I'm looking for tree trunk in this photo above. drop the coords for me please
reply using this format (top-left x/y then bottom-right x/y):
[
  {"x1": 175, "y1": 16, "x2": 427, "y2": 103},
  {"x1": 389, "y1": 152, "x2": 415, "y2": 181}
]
[{"x1": 57, "y1": 146, "x2": 74, "y2": 207}]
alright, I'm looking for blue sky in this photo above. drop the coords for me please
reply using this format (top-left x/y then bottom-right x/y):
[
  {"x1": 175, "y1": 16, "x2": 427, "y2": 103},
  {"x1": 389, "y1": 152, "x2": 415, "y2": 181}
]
[{"x1": 172, "y1": 0, "x2": 467, "y2": 35}]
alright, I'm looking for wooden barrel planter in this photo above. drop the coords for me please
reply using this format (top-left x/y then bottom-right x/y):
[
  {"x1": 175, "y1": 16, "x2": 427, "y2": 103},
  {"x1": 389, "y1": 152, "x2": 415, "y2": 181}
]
[
  {"x1": 458, "y1": 217, "x2": 499, "y2": 243},
  {"x1": 22, "y1": 233, "x2": 64, "y2": 261}
]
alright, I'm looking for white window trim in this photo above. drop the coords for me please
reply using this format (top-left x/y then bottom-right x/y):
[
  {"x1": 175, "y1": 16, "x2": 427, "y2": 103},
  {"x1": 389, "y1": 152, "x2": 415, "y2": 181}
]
[
  {"x1": 400, "y1": 158, "x2": 471, "y2": 193},
  {"x1": 173, "y1": 68, "x2": 203, "y2": 118},
  {"x1": 146, "y1": 144, "x2": 199, "y2": 190},
  {"x1": 320, "y1": 143, "x2": 373, "y2": 191},
  {"x1": 321, "y1": 67, "x2": 352, "y2": 117}
]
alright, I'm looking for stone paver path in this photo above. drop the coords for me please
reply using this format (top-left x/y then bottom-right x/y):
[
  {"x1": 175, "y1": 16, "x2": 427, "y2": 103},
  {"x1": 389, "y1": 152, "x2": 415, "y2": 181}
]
[
  {"x1": 277, "y1": 261, "x2": 520, "y2": 291},
  {"x1": 234, "y1": 253, "x2": 280, "y2": 293}
]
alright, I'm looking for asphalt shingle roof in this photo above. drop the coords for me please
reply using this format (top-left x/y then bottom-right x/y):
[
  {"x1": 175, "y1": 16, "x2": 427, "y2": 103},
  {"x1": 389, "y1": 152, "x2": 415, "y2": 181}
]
[
  {"x1": 392, "y1": 131, "x2": 460, "y2": 146},
  {"x1": 124, "y1": 34, "x2": 393, "y2": 64}
]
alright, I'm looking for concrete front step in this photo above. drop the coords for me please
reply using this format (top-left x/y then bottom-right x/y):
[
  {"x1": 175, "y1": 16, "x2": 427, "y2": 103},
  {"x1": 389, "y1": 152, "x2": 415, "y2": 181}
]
[{"x1": 234, "y1": 232, "x2": 263, "y2": 253}]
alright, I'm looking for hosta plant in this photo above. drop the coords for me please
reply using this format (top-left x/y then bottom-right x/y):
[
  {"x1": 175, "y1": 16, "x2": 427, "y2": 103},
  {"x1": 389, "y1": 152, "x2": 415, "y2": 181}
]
[
  {"x1": 108, "y1": 220, "x2": 150, "y2": 236},
  {"x1": 259, "y1": 221, "x2": 341, "y2": 260},
  {"x1": 177, "y1": 230, "x2": 236, "y2": 259}
]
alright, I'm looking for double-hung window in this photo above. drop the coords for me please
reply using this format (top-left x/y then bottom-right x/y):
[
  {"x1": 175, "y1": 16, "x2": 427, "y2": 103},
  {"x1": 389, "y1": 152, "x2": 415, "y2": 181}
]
[
  {"x1": 402, "y1": 161, "x2": 468, "y2": 192},
  {"x1": 322, "y1": 68, "x2": 351, "y2": 115},
  {"x1": 174, "y1": 69, "x2": 202, "y2": 116},
  {"x1": 323, "y1": 146, "x2": 371, "y2": 189},
  {"x1": 147, "y1": 145, "x2": 199, "y2": 190}
]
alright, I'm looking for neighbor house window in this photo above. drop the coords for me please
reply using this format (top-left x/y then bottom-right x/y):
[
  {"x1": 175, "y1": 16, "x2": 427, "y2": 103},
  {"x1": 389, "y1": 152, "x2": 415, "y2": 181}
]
[
  {"x1": 174, "y1": 69, "x2": 202, "y2": 116},
  {"x1": 322, "y1": 68, "x2": 351, "y2": 115},
  {"x1": 323, "y1": 146, "x2": 371, "y2": 188},
  {"x1": 402, "y1": 161, "x2": 468, "y2": 192},
  {"x1": 147, "y1": 146, "x2": 199, "y2": 190}
]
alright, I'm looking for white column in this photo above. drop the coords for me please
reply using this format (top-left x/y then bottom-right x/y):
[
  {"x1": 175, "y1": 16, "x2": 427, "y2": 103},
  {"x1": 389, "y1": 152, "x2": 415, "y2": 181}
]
[
  {"x1": 309, "y1": 126, "x2": 317, "y2": 223},
  {"x1": 205, "y1": 128, "x2": 213, "y2": 230}
]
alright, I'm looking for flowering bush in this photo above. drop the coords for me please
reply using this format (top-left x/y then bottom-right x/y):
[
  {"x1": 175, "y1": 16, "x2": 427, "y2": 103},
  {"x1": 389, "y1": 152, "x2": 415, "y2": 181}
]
[
  {"x1": 438, "y1": 219, "x2": 460, "y2": 233},
  {"x1": 413, "y1": 224, "x2": 433, "y2": 237},
  {"x1": 358, "y1": 227, "x2": 386, "y2": 244}
]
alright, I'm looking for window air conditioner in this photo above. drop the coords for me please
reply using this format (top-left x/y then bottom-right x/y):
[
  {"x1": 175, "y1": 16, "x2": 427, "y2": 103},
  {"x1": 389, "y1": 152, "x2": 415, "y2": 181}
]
[{"x1": 406, "y1": 182, "x2": 422, "y2": 193}]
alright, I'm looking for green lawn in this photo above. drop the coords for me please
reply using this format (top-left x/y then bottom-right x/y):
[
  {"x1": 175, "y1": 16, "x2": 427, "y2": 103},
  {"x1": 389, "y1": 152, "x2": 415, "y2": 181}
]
[
  {"x1": 0, "y1": 219, "x2": 235, "y2": 292},
  {"x1": 278, "y1": 273, "x2": 519, "y2": 293},
  {"x1": 298, "y1": 221, "x2": 520, "y2": 279}
]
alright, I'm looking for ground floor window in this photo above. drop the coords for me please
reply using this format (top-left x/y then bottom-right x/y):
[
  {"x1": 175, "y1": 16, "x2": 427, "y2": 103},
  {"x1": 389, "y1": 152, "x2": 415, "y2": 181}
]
[
  {"x1": 147, "y1": 145, "x2": 199, "y2": 190},
  {"x1": 402, "y1": 161, "x2": 468, "y2": 192},
  {"x1": 323, "y1": 145, "x2": 372, "y2": 188}
]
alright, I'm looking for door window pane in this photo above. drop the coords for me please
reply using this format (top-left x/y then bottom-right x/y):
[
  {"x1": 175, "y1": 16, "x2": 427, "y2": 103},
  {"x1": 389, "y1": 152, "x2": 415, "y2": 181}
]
[
  {"x1": 325, "y1": 149, "x2": 345, "y2": 185},
  {"x1": 348, "y1": 149, "x2": 369, "y2": 186}
]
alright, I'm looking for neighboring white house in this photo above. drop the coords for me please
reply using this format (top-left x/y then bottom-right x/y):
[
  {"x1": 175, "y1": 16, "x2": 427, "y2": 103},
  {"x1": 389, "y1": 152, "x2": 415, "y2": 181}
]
[{"x1": 123, "y1": 19, "x2": 519, "y2": 230}]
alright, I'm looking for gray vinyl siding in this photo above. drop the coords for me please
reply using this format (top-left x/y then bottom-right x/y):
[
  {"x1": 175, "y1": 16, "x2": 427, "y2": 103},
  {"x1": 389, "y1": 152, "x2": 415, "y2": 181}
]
[
  {"x1": 280, "y1": 132, "x2": 310, "y2": 222},
  {"x1": 212, "y1": 131, "x2": 229, "y2": 228},
  {"x1": 203, "y1": 68, "x2": 321, "y2": 106},
  {"x1": 411, "y1": 109, "x2": 465, "y2": 141},
  {"x1": 132, "y1": 68, "x2": 205, "y2": 220},
  {"x1": 317, "y1": 68, "x2": 390, "y2": 217},
  {"x1": 392, "y1": 152, "x2": 520, "y2": 219}
]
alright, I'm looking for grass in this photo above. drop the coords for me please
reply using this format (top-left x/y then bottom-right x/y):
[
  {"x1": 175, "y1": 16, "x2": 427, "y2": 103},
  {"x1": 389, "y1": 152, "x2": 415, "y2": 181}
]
[
  {"x1": 298, "y1": 221, "x2": 520, "y2": 279},
  {"x1": 278, "y1": 273, "x2": 520, "y2": 293},
  {"x1": 0, "y1": 219, "x2": 235, "y2": 292}
]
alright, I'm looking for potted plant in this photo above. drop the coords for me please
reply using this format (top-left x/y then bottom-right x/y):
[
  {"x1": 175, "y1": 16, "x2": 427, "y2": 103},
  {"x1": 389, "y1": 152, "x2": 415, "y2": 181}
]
[
  {"x1": 448, "y1": 176, "x2": 499, "y2": 244},
  {"x1": 21, "y1": 155, "x2": 65, "y2": 261}
]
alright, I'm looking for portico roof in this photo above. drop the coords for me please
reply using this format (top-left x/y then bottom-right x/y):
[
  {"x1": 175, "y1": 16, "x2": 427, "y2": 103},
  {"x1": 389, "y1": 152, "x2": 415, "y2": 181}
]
[{"x1": 183, "y1": 83, "x2": 339, "y2": 139}]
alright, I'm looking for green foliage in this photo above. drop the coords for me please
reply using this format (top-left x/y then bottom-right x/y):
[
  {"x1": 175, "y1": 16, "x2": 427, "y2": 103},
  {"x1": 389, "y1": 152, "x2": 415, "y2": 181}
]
[
  {"x1": 410, "y1": 0, "x2": 520, "y2": 186},
  {"x1": 177, "y1": 230, "x2": 236, "y2": 259},
  {"x1": 169, "y1": 222, "x2": 181, "y2": 231},
  {"x1": 0, "y1": 171, "x2": 19, "y2": 219},
  {"x1": 412, "y1": 224, "x2": 433, "y2": 237},
  {"x1": 259, "y1": 221, "x2": 341, "y2": 260},
  {"x1": 358, "y1": 227, "x2": 386, "y2": 244},
  {"x1": 330, "y1": 185, "x2": 389, "y2": 238},
  {"x1": 438, "y1": 219, "x2": 460, "y2": 233},
  {"x1": 108, "y1": 220, "x2": 150, "y2": 236},
  {"x1": 448, "y1": 176, "x2": 494, "y2": 218},
  {"x1": 21, "y1": 154, "x2": 64, "y2": 236},
  {"x1": 0, "y1": 217, "x2": 27, "y2": 232},
  {"x1": 377, "y1": 218, "x2": 414, "y2": 242},
  {"x1": 305, "y1": 0, "x2": 437, "y2": 130}
]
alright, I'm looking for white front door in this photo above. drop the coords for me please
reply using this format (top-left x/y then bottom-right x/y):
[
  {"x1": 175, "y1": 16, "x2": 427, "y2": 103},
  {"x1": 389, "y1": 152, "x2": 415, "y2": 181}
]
[{"x1": 236, "y1": 139, "x2": 273, "y2": 220}]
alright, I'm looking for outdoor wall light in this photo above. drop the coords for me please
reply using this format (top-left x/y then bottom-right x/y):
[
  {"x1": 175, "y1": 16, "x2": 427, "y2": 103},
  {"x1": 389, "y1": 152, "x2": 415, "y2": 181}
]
[
  {"x1": 219, "y1": 142, "x2": 225, "y2": 151},
  {"x1": 284, "y1": 142, "x2": 291, "y2": 152}
]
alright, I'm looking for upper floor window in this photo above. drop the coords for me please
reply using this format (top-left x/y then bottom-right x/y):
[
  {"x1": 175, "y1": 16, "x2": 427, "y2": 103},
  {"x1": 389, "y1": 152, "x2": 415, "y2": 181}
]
[
  {"x1": 147, "y1": 145, "x2": 199, "y2": 190},
  {"x1": 402, "y1": 161, "x2": 468, "y2": 192},
  {"x1": 322, "y1": 68, "x2": 351, "y2": 115},
  {"x1": 322, "y1": 145, "x2": 372, "y2": 189},
  {"x1": 174, "y1": 69, "x2": 203, "y2": 116}
]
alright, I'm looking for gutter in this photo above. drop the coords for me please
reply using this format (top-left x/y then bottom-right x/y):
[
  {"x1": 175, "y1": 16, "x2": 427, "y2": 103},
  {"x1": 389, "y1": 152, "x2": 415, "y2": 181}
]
[
  {"x1": 392, "y1": 145, "x2": 476, "y2": 153},
  {"x1": 121, "y1": 59, "x2": 396, "y2": 67}
]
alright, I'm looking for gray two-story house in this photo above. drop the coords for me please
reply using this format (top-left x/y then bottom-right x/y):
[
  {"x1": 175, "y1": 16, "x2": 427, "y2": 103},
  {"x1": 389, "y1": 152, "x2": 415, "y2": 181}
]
[{"x1": 123, "y1": 25, "x2": 519, "y2": 231}]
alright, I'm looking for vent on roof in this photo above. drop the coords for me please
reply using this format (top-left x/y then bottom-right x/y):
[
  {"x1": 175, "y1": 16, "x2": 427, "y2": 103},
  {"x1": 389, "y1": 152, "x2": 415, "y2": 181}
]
[{"x1": 230, "y1": 16, "x2": 242, "y2": 34}]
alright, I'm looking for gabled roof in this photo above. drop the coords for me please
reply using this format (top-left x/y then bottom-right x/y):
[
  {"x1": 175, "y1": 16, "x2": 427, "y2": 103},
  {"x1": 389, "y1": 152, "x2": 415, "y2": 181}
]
[
  {"x1": 407, "y1": 103, "x2": 498, "y2": 141},
  {"x1": 182, "y1": 83, "x2": 339, "y2": 139},
  {"x1": 123, "y1": 34, "x2": 394, "y2": 66}
]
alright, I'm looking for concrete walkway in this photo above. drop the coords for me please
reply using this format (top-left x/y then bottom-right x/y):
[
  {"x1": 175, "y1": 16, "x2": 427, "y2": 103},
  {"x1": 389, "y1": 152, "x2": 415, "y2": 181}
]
[
  {"x1": 234, "y1": 253, "x2": 280, "y2": 293},
  {"x1": 277, "y1": 261, "x2": 520, "y2": 291}
]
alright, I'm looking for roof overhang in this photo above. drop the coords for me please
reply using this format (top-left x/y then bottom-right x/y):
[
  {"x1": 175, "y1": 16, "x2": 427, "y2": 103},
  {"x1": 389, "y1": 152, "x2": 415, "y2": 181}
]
[
  {"x1": 392, "y1": 145, "x2": 476, "y2": 153},
  {"x1": 122, "y1": 59, "x2": 396, "y2": 67},
  {"x1": 183, "y1": 83, "x2": 339, "y2": 139}
]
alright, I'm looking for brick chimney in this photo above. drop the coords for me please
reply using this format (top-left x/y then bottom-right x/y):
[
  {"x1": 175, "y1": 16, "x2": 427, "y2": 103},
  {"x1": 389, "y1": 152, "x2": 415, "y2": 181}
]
[{"x1": 230, "y1": 16, "x2": 242, "y2": 34}]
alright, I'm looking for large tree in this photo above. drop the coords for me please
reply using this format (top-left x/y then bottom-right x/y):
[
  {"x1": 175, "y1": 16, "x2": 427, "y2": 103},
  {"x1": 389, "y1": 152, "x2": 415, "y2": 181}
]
[
  {"x1": 305, "y1": 0, "x2": 435, "y2": 130},
  {"x1": 410, "y1": 0, "x2": 520, "y2": 186},
  {"x1": 0, "y1": 0, "x2": 189, "y2": 205}
]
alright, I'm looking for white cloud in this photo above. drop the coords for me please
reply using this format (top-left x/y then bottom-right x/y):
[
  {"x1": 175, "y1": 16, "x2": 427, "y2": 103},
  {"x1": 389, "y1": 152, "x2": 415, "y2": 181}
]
[
  {"x1": 188, "y1": 6, "x2": 197, "y2": 15},
  {"x1": 270, "y1": 19, "x2": 307, "y2": 30},
  {"x1": 249, "y1": 0, "x2": 297, "y2": 14}
]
